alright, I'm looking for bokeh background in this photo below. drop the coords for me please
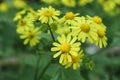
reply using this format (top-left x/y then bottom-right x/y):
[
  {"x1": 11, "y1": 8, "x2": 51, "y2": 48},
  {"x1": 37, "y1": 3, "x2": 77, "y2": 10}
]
[{"x1": 0, "y1": 0, "x2": 120, "y2": 80}]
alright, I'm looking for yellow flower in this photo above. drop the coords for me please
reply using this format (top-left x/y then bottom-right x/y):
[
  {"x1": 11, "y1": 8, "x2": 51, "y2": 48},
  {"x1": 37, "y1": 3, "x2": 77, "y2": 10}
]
[
  {"x1": 41, "y1": 0, "x2": 54, "y2": 4},
  {"x1": 65, "y1": 50, "x2": 84, "y2": 70},
  {"x1": 103, "y1": 1, "x2": 116, "y2": 12},
  {"x1": 114, "y1": 0, "x2": 120, "y2": 5},
  {"x1": 72, "y1": 16, "x2": 97, "y2": 43},
  {"x1": 61, "y1": 0, "x2": 76, "y2": 7},
  {"x1": 13, "y1": 10, "x2": 26, "y2": 21},
  {"x1": 86, "y1": 15, "x2": 107, "y2": 47},
  {"x1": 78, "y1": 0, "x2": 93, "y2": 6},
  {"x1": 13, "y1": 0, "x2": 27, "y2": 9},
  {"x1": 38, "y1": 6, "x2": 60, "y2": 24},
  {"x1": 41, "y1": 0, "x2": 60, "y2": 5},
  {"x1": 0, "y1": 3, "x2": 8, "y2": 12},
  {"x1": 55, "y1": 24, "x2": 70, "y2": 35},
  {"x1": 51, "y1": 34, "x2": 81, "y2": 65},
  {"x1": 16, "y1": 17, "x2": 34, "y2": 34},
  {"x1": 93, "y1": 16, "x2": 102, "y2": 24},
  {"x1": 87, "y1": 16, "x2": 106, "y2": 29},
  {"x1": 98, "y1": 0, "x2": 120, "y2": 15},
  {"x1": 95, "y1": 28, "x2": 107, "y2": 48},
  {"x1": 20, "y1": 27, "x2": 41, "y2": 47},
  {"x1": 87, "y1": 61, "x2": 94, "y2": 70},
  {"x1": 59, "y1": 12, "x2": 80, "y2": 25},
  {"x1": 27, "y1": 10, "x2": 39, "y2": 21}
]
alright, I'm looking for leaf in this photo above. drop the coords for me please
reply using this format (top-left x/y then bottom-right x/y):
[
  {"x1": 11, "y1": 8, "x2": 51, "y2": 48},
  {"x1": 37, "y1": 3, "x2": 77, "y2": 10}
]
[
  {"x1": 44, "y1": 64, "x2": 84, "y2": 80},
  {"x1": 111, "y1": 36, "x2": 120, "y2": 46}
]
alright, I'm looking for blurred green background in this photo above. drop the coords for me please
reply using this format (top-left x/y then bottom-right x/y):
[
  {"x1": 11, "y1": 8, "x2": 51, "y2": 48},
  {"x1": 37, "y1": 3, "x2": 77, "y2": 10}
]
[{"x1": 0, "y1": 0, "x2": 120, "y2": 80}]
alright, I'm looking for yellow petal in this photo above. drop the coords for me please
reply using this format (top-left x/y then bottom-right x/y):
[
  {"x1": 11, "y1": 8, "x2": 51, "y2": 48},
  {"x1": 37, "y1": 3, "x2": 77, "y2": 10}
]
[
  {"x1": 24, "y1": 39, "x2": 29, "y2": 45},
  {"x1": 73, "y1": 63, "x2": 77, "y2": 70},
  {"x1": 53, "y1": 42, "x2": 61, "y2": 47},
  {"x1": 69, "y1": 51, "x2": 78, "y2": 56},
  {"x1": 99, "y1": 38, "x2": 102, "y2": 48},
  {"x1": 66, "y1": 34, "x2": 71, "y2": 43},
  {"x1": 67, "y1": 55, "x2": 72, "y2": 62},
  {"x1": 59, "y1": 54, "x2": 64, "y2": 64},
  {"x1": 70, "y1": 37, "x2": 77, "y2": 44},
  {"x1": 53, "y1": 51, "x2": 61, "y2": 58}
]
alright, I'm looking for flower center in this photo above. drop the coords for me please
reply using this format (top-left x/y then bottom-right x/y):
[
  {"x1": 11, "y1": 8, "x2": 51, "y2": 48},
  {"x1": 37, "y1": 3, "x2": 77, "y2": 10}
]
[
  {"x1": 97, "y1": 29, "x2": 105, "y2": 38},
  {"x1": 81, "y1": 24, "x2": 90, "y2": 33},
  {"x1": 19, "y1": 19, "x2": 26, "y2": 26},
  {"x1": 28, "y1": 31, "x2": 34, "y2": 39},
  {"x1": 65, "y1": 12, "x2": 74, "y2": 20},
  {"x1": 44, "y1": 10, "x2": 53, "y2": 17},
  {"x1": 93, "y1": 16, "x2": 102, "y2": 24},
  {"x1": 60, "y1": 43, "x2": 70, "y2": 53},
  {"x1": 68, "y1": 0, "x2": 72, "y2": 3}
]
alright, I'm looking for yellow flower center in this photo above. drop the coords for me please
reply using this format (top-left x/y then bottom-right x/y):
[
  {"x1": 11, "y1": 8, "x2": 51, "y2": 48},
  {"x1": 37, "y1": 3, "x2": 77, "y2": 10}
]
[
  {"x1": 72, "y1": 55, "x2": 79, "y2": 63},
  {"x1": 44, "y1": 10, "x2": 53, "y2": 17},
  {"x1": 81, "y1": 24, "x2": 90, "y2": 33},
  {"x1": 32, "y1": 12, "x2": 39, "y2": 17},
  {"x1": 68, "y1": 0, "x2": 72, "y2": 3},
  {"x1": 60, "y1": 43, "x2": 70, "y2": 53},
  {"x1": 97, "y1": 29, "x2": 105, "y2": 38},
  {"x1": 65, "y1": 12, "x2": 74, "y2": 20},
  {"x1": 93, "y1": 16, "x2": 102, "y2": 24},
  {"x1": 28, "y1": 31, "x2": 34, "y2": 39},
  {"x1": 19, "y1": 19, "x2": 26, "y2": 26}
]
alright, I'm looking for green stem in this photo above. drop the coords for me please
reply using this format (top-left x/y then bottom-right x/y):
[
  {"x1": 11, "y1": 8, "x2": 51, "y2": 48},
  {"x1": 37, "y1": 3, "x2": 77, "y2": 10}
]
[
  {"x1": 47, "y1": 24, "x2": 55, "y2": 42},
  {"x1": 36, "y1": 24, "x2": 55, "y2": 80},
  {"x1": 37, "y1": 57, "x2": 52, "y2": 80},
  {"x1": 34, "y1": 53, "x2": 41, "y2": 80},
  {"x1": 109, "y1": 50, "x2": 114, "y2": 80}
]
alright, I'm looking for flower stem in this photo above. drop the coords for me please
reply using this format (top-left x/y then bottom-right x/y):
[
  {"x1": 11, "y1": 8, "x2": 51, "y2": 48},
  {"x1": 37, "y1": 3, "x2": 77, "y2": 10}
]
[
  {"x1": 37, "y1": 57, "x2": 52, "y2": 80},
  {"x1": 36, "y1": 24, "x2": 55, "y2": 80},
  {"x1": 34, "y1": 53, "x2": 41, "y2": 80},
  {"x1": 47, "y1": 24, "x2": 55, "y2": 42}
]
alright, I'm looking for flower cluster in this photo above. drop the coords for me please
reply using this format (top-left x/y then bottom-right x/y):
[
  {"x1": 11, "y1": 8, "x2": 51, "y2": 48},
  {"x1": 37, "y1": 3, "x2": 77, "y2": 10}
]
[
  {"x1": 14, "y1": 9, "x2": 41, "y2": 47},
  {"x1": 41, "y1": 0, "x2": 93, "y2": 7},
  {"x1": 98, "y1": 0, "x2": 120, "y2": 15},
  {"x1": 14, "y1": 6, "x2": 107, "y2": 70},
  {"x1": 0, "y1": 0, "x2": 28, "y2": 12},
  {"x1": 41, "y1": 0, "x2": 120, "y2": 16},
  {"x1": 0, "y1": 2, "x2": 8, "y2": 12}
]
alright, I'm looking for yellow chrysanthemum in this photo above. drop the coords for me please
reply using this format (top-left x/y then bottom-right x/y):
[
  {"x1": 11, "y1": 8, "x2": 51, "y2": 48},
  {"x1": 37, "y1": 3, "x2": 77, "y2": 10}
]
[
  {"x1": 65, "y1": 50, "x2": 84, "y2": 70},
  {"x1": 55, "y1": 24, "x2": 70, "y2": 35},
  {"x1": 41, "y1": 0, "x2": 54, "y2": 4},
  {"x1": 95, "y1": 28, "x2": 107, "y2": 48},
  {"x1": 13, "y1": 0, "x2": 27, "y2": 9},
  {"x1": 16, "y1": 19, "x2": 27, "y2": 34},
  {"x1": 93, "y1": 16, "x2": 102, "y2": 24},
  {"x1": 103, "y1": 1, "x2": 116, "y2": 12},
  {"x1": 114, "y1": 0, "x2": 120, "y2": 5},
  {"x1": 41, "y1": 0, "x2": 60, "y2": 5},
  {"x1": 97, "y1": 0, "x2": 120, "y2": 15},
  {"x1": 20, "y1": 27, "x2": 41, "y2": 47},
  {"x1": 72, "y1": 16, "x2": 97, "y2": 43},
  {"x1": 27, "y1": 10, "x2": 39, "y2": 21},
  {"x1": 38, "y1": 6, "x2": 60, "y2": 24},
  {"x1": 16, "y1": 17, "x2": 34, "y2": 34},
  {"x1": 59, "y1": 12, "x2": 80, "y2": 25},
  {"x1": 78, "y1": 0, "x2": 93, "y2": 6},
  {"x1": 51, "y1": 34, "x2": 81, "y2": 65},
  {"x1": 0, "y1": 2, "x2": 8, "y2": 12},
  {"x1": 61, "y1": 0, "x2": 76, "y2": 7},
  {"x1": 87, "y1": 16, "x2": 106, "y2": 29},
  {"x1": 13, "y1": 10, "x2": 26, "y2": 21},
  {"x1": 87, "y1": 61, "x2": 94, "y2": 70}
]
